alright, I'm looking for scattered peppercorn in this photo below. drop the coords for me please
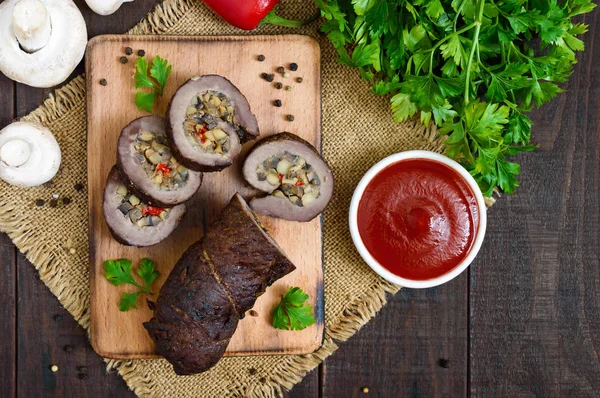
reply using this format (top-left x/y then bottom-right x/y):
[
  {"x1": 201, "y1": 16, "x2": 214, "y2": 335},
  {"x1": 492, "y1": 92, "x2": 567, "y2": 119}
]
[
  {"x1": 74, "y1": 183, "x2": 84, "y2": 191},
  {"x1": 274, "y1": 82, "x2": 283, "y2": 89},
  {"x1": 266, "y1": 74, "x2": 274, "y2": 82},
  {"x1": 438, "y1": 358, "x2": 449, "y2": 368},
  {"x1": 124, "y1": 47, "x2": 133, "y2": 55},
  {"x1": 296, "y1": 77, "x2": 303, "y2": 83},
  {"x1": 249, "y1": 310, "x2": 258, "y2": 317},
  {"x1": 35, "y1": 199, "x2": 45, "y2": 207},
  {"x1": 286, "y1": 114, "x2": 295, "y2": 122},
  {"x1": 283, "y1": 72, "x2": 290, "y2": 78},
  {"x1": 257, "y1": 54, "x2": 265, "y2": 61},
  {"x1": 276, "y1": 66, "x2": 285, "y2": 74},
  {"x1": 54, "y1": 314, "x2": 63, "y2": 322},
  {"x1": 50, "y1": 365, "x2": 59, "y2": 373},
  {"x1": 260, "y1": 72, "x2": 268, "y2": 79},
  {"x1": 49, "y1": 199, "x2": 58, "y2": 208},
  {"x1": 259, "y1": 377, "x2": 267, "y2": 384},
  {"x1": 99, "y1": 78, "x2": 107, "y2": 86},
  {"x1": 137, "y1": 49, "x2": 145, "y2": 57},
  {"x1": 119, "y1": 56, "x2": 128, "y2": 64},
  {"x1": 361, "y1": 386, "x2": 370, "y2": 393},
  {"x1": 285, "y1": 85, "x2": 292, "y2": 91},
  {"x1": 57, "y1": 199, "x2": 64, "y2": 207},
  {"x1": 289, "y1": 62, "x2": 298, "y2": 71},
  {"x1": 63, "y1": 345, "x2": 74, "y2": 353},
  {"x1": 69, "y1": 248, "x2": 76, "y2": 255},
  {"x1": 77, "y1": 366, "x2": 88, "y2": 373},
  {"x1": 78, "y1": 373, "x2": 89, "y2": 380},
  {"x1": 249, "y1": 368, "x2": 257, "y2": 376},
  {"x1": 43, "y1": 181, "x2": 53, "y2": 188},
  {"x1": 63, "y1": 197, "x2": 71, "y2": 205},
  {"x1": 273, "y1": 99, "x2": 282, "y2": 107}
]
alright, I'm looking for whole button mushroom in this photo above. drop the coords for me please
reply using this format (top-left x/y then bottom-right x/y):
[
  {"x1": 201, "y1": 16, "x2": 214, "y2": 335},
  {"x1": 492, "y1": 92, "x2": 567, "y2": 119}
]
[
  {"x1": 0, "y1": 0, "x2": 87, "y2": 88},
  {"x1": 0, "y1": 122, "x2": 62, "y2": 187},
  {"x1": 85, "y1": 0, "x2": 133, "y2": 16}
]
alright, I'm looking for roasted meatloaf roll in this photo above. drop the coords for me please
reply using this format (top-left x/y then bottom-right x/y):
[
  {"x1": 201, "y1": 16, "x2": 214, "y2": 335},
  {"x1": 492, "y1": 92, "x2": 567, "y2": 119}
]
[
  {"x1": 103, "y1": 167, "x2": 186, "y2": 247},
  {"x1": 116, "y1": 115, "x2": 203, "y2": 207},
  {"x1": 242, "y1": 133, "x2": 335, "y2": 222},
  {"x1": 166, "y1": 75, "x2": 259, "y2": 172},
  {"x1": 143, "y1": 241, "x2": 239, "y2": 375},
  {"x1": 143, "y1": 193, "x2": 296, "y2": 375}
]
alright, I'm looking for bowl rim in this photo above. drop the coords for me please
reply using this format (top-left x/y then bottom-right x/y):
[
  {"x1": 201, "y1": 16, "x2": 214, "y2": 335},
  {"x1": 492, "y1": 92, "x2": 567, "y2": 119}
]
[{"x1": 348, "y1": 150, "x2": 487, "y2": 289}]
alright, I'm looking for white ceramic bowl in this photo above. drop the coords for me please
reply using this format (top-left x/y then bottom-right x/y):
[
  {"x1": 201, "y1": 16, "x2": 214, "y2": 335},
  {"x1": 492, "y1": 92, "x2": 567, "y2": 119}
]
[{"x1": 349, "y1": 150, "x2": 487, "y2": 289}]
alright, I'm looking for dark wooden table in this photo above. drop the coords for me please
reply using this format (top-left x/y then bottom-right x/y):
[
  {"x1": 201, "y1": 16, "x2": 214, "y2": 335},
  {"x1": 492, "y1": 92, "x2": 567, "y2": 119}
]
[{"x1": 1, "y1": 1, "x2": 598, "y2": 396}]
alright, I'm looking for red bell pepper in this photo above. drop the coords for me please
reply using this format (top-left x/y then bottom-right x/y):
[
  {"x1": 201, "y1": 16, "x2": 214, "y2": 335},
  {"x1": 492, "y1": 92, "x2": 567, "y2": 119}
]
[
  {"x1": 202, "y1": 0, "x2": 318, "y2": 31},
  {"x1": 142, "y1": 206, "x2": 164, "y2": 217},
  {"x1": 155, "y1": 163, "x2": 171, "y2": 175}
]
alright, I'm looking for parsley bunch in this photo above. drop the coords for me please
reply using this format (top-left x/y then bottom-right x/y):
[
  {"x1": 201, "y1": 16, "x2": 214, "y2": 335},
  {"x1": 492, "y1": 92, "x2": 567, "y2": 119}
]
[
  {"x1": 103, "y1": 258, "x2": 160, "y2": 311},
  {"x1": 316, "y1": 0, "x2": 595, "y2": 195},
  {"x1": 272, "y1": 287, "x2": 316, "y2": 331},
  {"x1": 134, "y1": 55, "x2": 172, "y2": 113}
]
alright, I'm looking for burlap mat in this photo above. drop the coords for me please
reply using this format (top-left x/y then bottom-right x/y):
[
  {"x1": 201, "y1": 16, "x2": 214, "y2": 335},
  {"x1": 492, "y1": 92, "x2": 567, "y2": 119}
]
[{"x1": 0, "y1": 0, "x2": 458, "y2": 396}]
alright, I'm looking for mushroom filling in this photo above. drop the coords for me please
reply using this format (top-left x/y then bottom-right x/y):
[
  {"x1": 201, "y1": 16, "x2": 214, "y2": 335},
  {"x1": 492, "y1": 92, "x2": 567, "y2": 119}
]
[
  {"x1": 134, "y1": 131, "x2": 190, "y2": 190},
  {"x1": 184, "y1": 92, "x2": 233, "y2": 155},
  {"x1": 256, "y1": 152, "x2": 322, "y2": 207},
  {"x1": 115, "y1": 184, "x2": 170, "y2": 228}
]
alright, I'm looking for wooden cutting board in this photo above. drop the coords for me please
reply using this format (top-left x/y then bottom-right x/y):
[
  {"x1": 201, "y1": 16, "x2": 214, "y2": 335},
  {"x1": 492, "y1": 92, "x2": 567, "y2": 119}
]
[{"x1": 86, "y1": 35, "x2": 324, "y2": 359}]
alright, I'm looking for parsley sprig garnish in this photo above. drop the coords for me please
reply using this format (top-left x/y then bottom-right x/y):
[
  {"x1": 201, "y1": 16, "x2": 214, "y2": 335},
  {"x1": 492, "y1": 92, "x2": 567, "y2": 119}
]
[
  {"x1": 272, "y1": 287, "x2": 316, "y2": 331},
  {"x1": 134, "y1": 55, "x2": 172, "y2": 112},
  {"x1": 316, "y1": 0, "x2": 595, "y2": 195},
  {"x1": 103, "y1": 258, "x2": 160, "y2": 312}
]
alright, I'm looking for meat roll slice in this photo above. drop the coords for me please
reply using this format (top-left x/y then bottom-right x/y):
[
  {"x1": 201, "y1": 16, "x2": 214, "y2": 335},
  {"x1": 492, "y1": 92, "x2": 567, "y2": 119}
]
[
  {"x1": 144, "y1": 194, "x2": 297, "y2": 375},
  {"x1": 242, "y1": 133, "x2": 335, "y2": 222},
  {"x1": 202, "y1": 193, "x2": 296, "y2": 313},
  {"x1": 103, "y1": 167, "x2": 185, "y2": 247},
  {"x1": 166, "y1": 75, "x2": 259, "y2": 171},
  {"x1": 117, "y1": 115, "x2": 203, "y2": 207},
  {"x1": 144, "y1": 242, "x2": 239, "y2": 375}
]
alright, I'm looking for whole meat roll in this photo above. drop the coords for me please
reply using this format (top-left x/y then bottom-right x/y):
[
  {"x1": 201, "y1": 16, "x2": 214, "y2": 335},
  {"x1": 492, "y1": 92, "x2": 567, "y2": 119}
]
[
  {"x1": 144, "y1": 193, "x2": 296, "y2": 375},
  {"x1": 242, "y1": 133, "x2": 335, "y2": 222}
]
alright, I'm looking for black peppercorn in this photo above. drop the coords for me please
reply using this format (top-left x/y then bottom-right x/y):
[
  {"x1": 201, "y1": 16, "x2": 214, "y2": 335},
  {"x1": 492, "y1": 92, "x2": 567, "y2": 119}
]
[
  {"x1": 438, "y1": 358, "x2": 449, "y2": 368},
  {"x1": 63, "y1": 197, "x2": 72, "y2": 205},
  {"x1": 99, "y1": 79, "x2": 107, "y2": 86},
  {"x1": 276, "y1": 66, "x2": 285, "y2": 74},
  {"x1": 119, "y1": 56, "x2": 128, "y2": 64},
  {"x1": 63, "y1": 345, "x2": 74, "y2": 353},
  {"x1": 78, "y1": 373, "x2": 89, "y2": 380},
  {"x1": 125, "y1": 47, "x2": 133, "y2": 55},
  {"x1": 74, "y1": 183, "x2": 84, "y2": 192},
  {"x1": 137, "y1": 50, "x2": 145, "y2": 57},
  {"x1": 54, "y1": 314, "x2": 63, "y2": 322},
  {"x1": 259, "y1": 377, "x2": 267, "y2": 384},
  {"x1": 257, "y1": 54, "x2": 265, "y2": 61},
  {"x1": 49, "y1": 199, "x2": 58, "y2": 208},
  {"x1": 239, "y1": 313, "x2": 246, "y2": 319},
  {"x1": 274, "y1": 82, "x2": 283, "y2": 89},
  {"x1": 289, "y1": 62, "x2": 298, "y2": 71},
  {"x1": 35, "y1": 199, "x2": 45, "y2": 207},
  {"x1": 266, "y1": 74, "x2": 274, "y2": 82},
  {"x1": 273, "y1": 99, "x2": 282, "y2": 107},
  {"x1": 296, "y1": 77, "x2": 303, "y2": 83},
  {"x1": 77, "y1": 366, "x2": 88, "y2": 373},
  {"x1": 260, "y1": 72, "x2": 268, "y2": 79},
  {"x1": 249, "y1": 368, "x2": 257, "y2": 376},
  {"x1": 286, "y1": 115, "x2": 295, "y2": 122}
]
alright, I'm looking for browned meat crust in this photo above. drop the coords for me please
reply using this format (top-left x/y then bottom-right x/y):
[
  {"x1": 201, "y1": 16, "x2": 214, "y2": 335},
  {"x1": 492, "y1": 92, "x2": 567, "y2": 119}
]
[{"x1": 143, "y1": 193, "x2": 296, "y2": 375}]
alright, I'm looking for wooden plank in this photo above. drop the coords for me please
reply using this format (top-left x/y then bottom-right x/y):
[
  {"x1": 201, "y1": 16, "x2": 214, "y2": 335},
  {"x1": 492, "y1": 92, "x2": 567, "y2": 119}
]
[
  {"x1": 87, "y1": 35, "x2": 324, "y2": 359},
  {"x1": 283, "y1": 367, "x2": 320, "y2": 398},
  {"x1": 469, "y1": 10, "x2": 600, "y2": 397},
  {"x1": 323, "y1": 276, "x2": 468, "y2": 397}
]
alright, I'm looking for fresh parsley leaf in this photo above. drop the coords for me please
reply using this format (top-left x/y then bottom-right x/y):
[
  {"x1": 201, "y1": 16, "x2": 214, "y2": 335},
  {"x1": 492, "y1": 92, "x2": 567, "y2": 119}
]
[
  {"x1": 133, "y1": 55, "x2": 173, "y2": 112},
  {"x1": 272, "y1": 287, "x2": 316, "y2": 331},
  {"x1": 103, "y1": 258, "x2": 160, "y2": 312},
  {"x1": 119, "y1": 292, "x2": 141, "y2": 312}
]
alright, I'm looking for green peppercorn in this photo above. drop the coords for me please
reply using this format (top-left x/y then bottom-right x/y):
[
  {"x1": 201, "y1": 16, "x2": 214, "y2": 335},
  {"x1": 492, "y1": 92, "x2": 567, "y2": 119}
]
[
  {"x1": 286, "y1": 114, "x2": 295, "y2": 121},
  {"x1": 276, "y1": 66, "x2": 285, "y2": 74},
  {"x1": 296, "y1": 77, "x2": 303, "y2": 83}
]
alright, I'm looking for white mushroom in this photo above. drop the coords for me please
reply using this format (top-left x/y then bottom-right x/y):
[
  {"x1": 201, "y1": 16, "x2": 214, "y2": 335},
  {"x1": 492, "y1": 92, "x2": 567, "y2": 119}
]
[
  {"x1": 85, "y1": 0, "x2": 133, "y2": 16},
  {"x1": 0, "y1": 122, "x2": 61, "y2": 187},
  {"x1": 0, "y1": 0, "x2": 88, "y2": 88}
]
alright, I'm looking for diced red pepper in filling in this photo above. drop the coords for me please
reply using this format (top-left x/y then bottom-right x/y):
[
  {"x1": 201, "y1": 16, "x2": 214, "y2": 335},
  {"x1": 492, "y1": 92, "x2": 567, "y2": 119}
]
[
  {"x1": 278, "y1": 174, "x2": 284, "y2": 181},
  {"x1": 295, "y1": 181, "x2": 304, "y2": 186},
  {"x1": 142, "y1": 206, "x2": 164, "y2": 217},
  {"x1": 155, "y1": 163, "x2": 171, "y2": 175}
]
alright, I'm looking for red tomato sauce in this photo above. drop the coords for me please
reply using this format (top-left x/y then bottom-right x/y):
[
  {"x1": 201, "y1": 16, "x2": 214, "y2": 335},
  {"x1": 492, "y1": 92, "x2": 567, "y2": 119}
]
[{"x1": 357, "y1": 159, "x2": 479, "y2": 280}]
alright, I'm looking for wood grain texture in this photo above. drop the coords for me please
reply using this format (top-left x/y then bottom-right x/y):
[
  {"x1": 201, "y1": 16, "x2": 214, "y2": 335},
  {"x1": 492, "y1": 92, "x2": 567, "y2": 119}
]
[
  {"x1": 469, "y1": 11, "x2": 600, "y2": 398},
  {"x1": 86, "y1": 35, "x2": 325, "y2": 359}
]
